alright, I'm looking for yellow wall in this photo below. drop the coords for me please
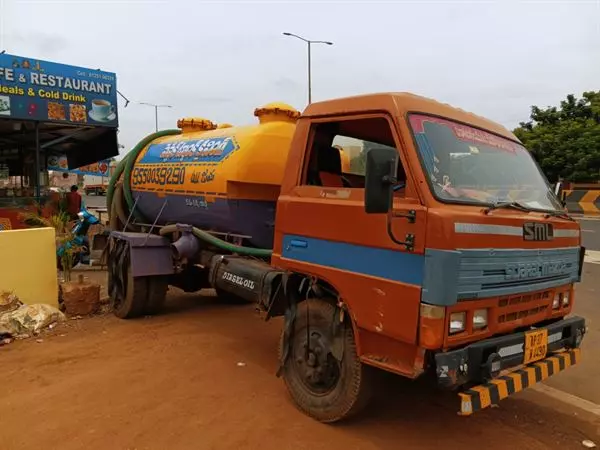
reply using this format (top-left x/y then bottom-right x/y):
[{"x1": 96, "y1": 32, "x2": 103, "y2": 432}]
[{"x1": 0, "y1": 227, "x2": 58, "y2": 307}]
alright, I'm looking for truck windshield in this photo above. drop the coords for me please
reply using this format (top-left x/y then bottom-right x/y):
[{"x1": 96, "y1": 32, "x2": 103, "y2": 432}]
[{"x1": 408, "y1": 114, "x2": 562, "y2": 211}]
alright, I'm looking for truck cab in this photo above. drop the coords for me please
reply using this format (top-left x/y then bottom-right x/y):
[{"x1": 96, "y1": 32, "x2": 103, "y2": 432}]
[
  {"x1": 272, "y1": 93, "x2": 585, "y2": 419},
  {"x1": 107, "y1": 92, "x2": 585, "y2": 423}
]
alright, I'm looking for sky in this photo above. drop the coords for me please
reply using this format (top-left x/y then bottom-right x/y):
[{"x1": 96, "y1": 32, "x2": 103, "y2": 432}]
[{"x1": 0, "y1": 0, "x2": 598, "y2": 157}]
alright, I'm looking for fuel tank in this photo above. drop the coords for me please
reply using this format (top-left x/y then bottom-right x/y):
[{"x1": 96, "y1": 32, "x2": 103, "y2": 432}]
[{"x1": 129, "y1": 103, "x2": 300, "y2": 248}]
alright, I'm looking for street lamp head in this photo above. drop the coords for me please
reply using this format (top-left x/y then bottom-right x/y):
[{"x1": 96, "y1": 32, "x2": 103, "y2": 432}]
[
  {"x1": 139, "y1": 102, "x2": 173, "y2": 108},
  {"x1": 283, "y1": 32, "x2": 309, "y2": 43}
]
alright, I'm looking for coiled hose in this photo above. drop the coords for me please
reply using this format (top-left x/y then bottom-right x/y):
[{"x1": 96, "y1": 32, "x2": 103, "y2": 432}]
[{"x1": 107, "y1": 130, "x2": 273, "y2": 258}]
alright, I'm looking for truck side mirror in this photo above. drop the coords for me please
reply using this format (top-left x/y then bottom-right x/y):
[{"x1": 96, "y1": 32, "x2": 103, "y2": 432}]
[
  {"x1": 554, "y1": 181, "x2": 566, "y2": 207},
  {"x1": 554, "y1": 181, "x2": 562, "y2": 197},
  {"x1": 364, "y1": 147, "x2": 398, "y2": 214}
]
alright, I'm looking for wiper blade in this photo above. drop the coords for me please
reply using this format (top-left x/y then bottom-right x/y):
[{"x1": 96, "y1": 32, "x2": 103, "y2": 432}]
[
  {"x1": 544, "y1": 210, "x2": 576, "y2": 222},
  {"x1": 483, "y1": 201, "x2": 532, "y2": 215}
]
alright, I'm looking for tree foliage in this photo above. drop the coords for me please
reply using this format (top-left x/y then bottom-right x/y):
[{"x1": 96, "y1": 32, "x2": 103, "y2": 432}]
[{"x1": 513, "y1": 91, "x2": 600, "y2": 183}]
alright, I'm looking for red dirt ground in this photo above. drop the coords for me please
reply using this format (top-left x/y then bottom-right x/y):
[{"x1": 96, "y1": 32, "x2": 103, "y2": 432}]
[{"x1": 1, "y1": 281, "x2": 599, "y2": 450}]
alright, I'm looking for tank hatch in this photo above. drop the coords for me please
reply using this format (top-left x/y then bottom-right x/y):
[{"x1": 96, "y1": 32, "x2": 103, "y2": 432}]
[{"x1": 254, "y1": 102, "x2": 300, "y2": 124}]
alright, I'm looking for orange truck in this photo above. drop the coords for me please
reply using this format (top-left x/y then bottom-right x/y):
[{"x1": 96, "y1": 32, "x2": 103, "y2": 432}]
[
  {"x1": 106, "y1": 93, "x2": 586, "y2": 423},
  {"x1": 83, "y1": 175, "x2": 108, "y2": 195}
]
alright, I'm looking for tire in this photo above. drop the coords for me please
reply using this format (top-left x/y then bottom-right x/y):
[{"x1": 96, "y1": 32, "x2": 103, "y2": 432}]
[
  {"x1": 145, "y1": 276, "x2": 168, "y2": 315},
  {"x1": 112, "y1": 266, "x2": 148, "y2": 319},
  {"x1": 279, "y1": 298, "x2": 373, "y2": 423}
]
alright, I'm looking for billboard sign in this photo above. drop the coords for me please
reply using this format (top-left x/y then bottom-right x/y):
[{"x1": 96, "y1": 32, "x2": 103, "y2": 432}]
[{"x1": 0, "y1": 53, "x2": 118, "y2": 127}]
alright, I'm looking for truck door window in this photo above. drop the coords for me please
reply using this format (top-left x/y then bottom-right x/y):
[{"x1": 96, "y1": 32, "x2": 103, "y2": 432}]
[{"x1": 304, "y1": 118, "x2": 407, "y2": 195}]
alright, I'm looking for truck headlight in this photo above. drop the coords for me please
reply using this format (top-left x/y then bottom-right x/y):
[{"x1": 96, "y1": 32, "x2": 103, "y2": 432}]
[
  {"x1": 553, "y1": 293, "x2": 562, "y2": 309},
  {"x1": 473, "y1": 309, "x2": 488, "y2": 329},
  {"x1": 449, "y1": 312, "x2": 466, "y2": 334},
  {"x1": 562, "y1": 292, "x2": 570, "y2": 306}
]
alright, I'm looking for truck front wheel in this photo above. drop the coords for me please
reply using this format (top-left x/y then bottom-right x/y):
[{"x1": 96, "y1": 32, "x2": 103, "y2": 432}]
[{"x1": 279, "y1": 299, "x2": 373, "y2": 423}]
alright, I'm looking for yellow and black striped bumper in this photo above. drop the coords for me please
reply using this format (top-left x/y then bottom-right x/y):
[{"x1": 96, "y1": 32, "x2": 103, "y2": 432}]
[{"x1": 458, "y1": 348, "x2": 581, "y2": 416}]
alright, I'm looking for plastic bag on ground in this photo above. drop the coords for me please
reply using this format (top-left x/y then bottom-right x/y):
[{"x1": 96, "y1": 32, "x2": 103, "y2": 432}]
[
  {"x1": 0, "y1": 291, "x2": 22, "y2": 314},
  {"x1": 0, "y1": 304, "x2": 66, "y2": 337}
]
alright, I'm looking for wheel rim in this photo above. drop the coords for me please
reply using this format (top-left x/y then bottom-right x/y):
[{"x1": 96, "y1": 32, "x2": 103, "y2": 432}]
[{"x1": 291, "y1": 328, "x2": 341, "y2": 395}]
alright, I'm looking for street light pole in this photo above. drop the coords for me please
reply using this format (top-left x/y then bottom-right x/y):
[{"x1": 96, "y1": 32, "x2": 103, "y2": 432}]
[
  {"x1": 307, "y1": 42, "x2": 312, "y2": 104},
  {"x1": 283, "y1": 32, "x2": 333, "y2": 105},
  {"x1": 139, "y1": 102, "x2": 173, "y2": 132}
]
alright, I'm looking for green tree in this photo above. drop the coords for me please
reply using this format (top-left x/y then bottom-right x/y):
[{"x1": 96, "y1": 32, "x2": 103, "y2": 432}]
[{"x1": 513, "y1": 91, "x2": 600, "y2": 183}]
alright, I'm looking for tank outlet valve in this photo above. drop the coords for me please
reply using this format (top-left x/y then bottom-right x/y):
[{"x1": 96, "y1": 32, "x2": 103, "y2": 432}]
[{"x1": 171, "y1": 224, "x2": 200, "y2": 260}]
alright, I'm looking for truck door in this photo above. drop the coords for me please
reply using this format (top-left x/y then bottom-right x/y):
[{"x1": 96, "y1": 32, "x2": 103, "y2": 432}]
[{"x1": 274, "y1": 114, "x2": 427, "y2": 369}]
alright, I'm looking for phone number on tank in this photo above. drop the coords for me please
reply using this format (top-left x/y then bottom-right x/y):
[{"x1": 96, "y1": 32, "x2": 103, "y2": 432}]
[{"x1": 132, "y1": 166, "x2": 186, "y2": 186}]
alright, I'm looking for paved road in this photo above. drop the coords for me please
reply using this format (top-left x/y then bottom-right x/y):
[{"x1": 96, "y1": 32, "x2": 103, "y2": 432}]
[
  {"x1": 544, "y1": 262, "x2": 600, "y2": 403},
  {"x1": 578, "y1": 218, "x2": 600, "y2": 251}
]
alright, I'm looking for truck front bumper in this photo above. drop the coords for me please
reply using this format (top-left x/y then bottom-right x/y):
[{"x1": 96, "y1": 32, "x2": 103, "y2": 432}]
[{"x1": 433, "y1": 316, "x2": 586, "y2": 415}]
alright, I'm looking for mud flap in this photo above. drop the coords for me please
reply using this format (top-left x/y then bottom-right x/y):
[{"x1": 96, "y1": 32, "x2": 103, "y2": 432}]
[
  {"x1": 108, "y1": 237, "x2": 129, "y2": 302},
  {"x1": 276, "y1": 273, "x2": 300, "y2": 378}
]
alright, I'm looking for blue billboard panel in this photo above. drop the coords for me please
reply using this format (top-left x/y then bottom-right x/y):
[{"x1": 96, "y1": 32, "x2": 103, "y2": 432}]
[
  {"x1": 140, "y1": 137, "x2": 240, "y2": 164},
  {"x1": 0, "y1": 53, "x2": 118, "y2": 127}
]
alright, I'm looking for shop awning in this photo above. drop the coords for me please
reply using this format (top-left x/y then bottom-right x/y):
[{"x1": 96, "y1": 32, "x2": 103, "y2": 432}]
[{"x1": 0, "y1": 119, "x2": 118, "y2": 171}]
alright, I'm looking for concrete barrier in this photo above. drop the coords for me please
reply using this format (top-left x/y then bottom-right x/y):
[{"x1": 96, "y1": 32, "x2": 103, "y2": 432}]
[
  {"x1": 562, "y1": 189, "x2": 600, "y2": 215},
  {"x1": 0, "y1": 227, "x2": 58, "y2": 307}
]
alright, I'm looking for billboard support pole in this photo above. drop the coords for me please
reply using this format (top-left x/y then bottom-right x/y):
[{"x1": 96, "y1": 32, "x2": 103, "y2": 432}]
[{"x1": 34, "y1": 121, "x2": 40, "y2": 199}]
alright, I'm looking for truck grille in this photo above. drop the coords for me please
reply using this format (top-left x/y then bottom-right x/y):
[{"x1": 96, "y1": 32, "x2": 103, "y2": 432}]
[
  {"x1": 457, "y1": 247, "x2": 580, "y2": 299},
  {"x1": 497, "y1": 290, "x2": 551, "y2": 324}
]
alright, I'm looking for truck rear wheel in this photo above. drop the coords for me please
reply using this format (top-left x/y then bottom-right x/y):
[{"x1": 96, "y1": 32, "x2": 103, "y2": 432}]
[
  {"x1": 145, "y1": 277, "x2": 168, "y2": 315},
  {"x1": 109, "y1": 241, "x2": 168, "y2": 318},
  {"x1": 279, "y1": 299, "x2": 373, "y2": 423},
  {"x1": 112, "y1": 266, "x2": 148, "y2": 319}
]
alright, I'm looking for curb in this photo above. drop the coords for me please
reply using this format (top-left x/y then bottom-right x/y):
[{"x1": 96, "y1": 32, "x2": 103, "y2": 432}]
[{"x1": 532, "y1": 384, "x2": 600, "y2": 417}]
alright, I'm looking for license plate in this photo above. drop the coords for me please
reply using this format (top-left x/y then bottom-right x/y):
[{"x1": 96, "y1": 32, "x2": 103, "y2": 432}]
[{"x1": 523, "y1": 329, "x2": 548, "y2": 364}]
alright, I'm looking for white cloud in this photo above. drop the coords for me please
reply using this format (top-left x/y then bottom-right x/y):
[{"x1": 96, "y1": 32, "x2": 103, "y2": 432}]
[{"x1": 1, "y1": 0, "x2": 598, "y2": 155}]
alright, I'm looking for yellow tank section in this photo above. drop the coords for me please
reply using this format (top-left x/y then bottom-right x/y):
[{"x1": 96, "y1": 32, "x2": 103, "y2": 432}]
[{"x1": 130, "y1": 102, "x2": 300, "y2": 204}]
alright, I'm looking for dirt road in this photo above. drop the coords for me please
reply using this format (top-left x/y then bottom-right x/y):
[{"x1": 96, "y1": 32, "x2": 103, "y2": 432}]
[{"x1": 1, "y1": 287, "x2": 599, "y2": 450}]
